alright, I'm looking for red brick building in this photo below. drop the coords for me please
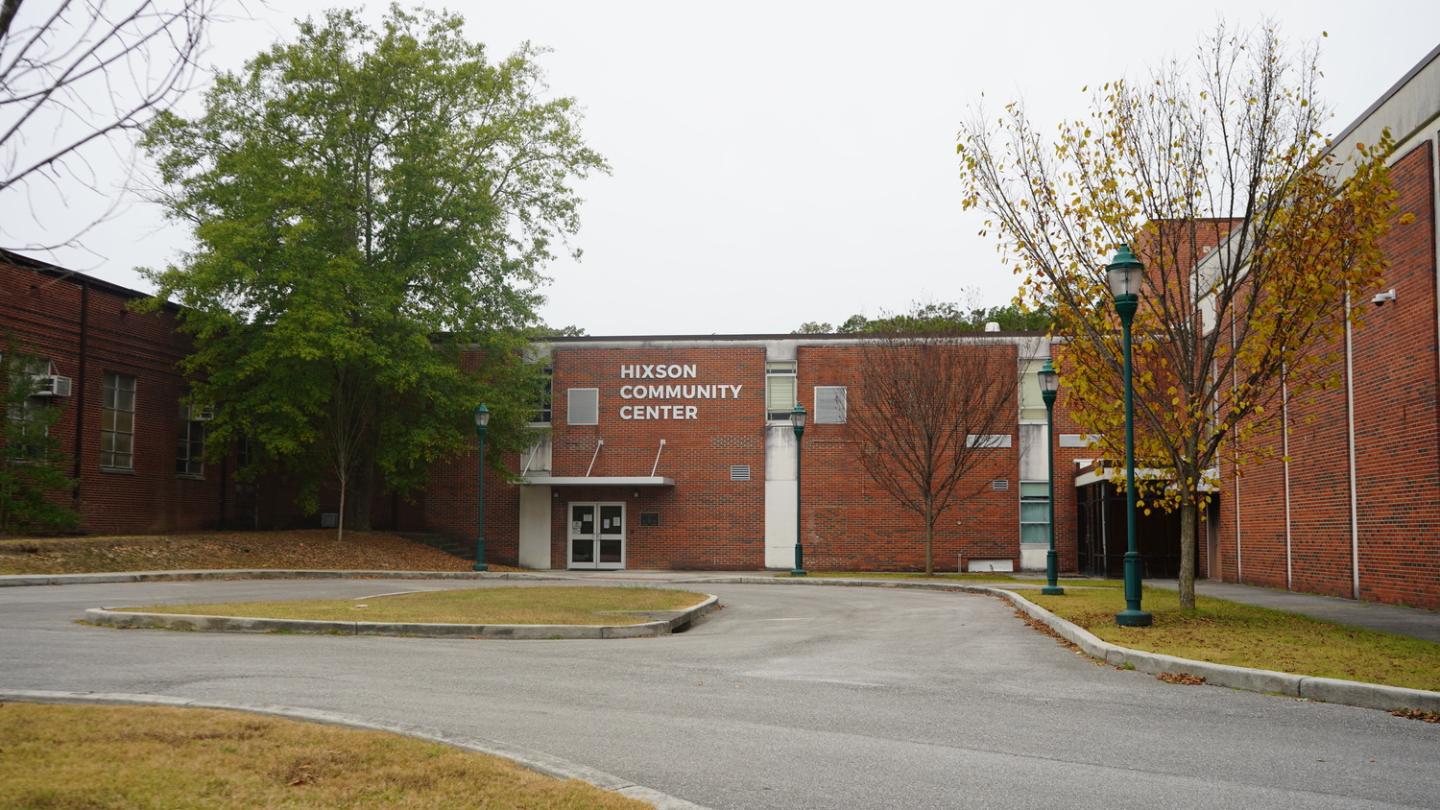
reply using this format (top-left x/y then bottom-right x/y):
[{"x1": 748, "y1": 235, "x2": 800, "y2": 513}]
[
  {"x1": 421, "y1": 335, "x2": 1042, "y2": 572},
  {"x1": 3, "y1": 44, "x2": 1435, "y2": 606},
  {"x1": 1, "y1": 260, "x2": 1050, "y2": 572},
  {"x1": 1211, "y1": 43, "x2": 1440, "y2": 609},
  {"x1": 1, "y1": 251, "x2": 238, "y2": 533}
]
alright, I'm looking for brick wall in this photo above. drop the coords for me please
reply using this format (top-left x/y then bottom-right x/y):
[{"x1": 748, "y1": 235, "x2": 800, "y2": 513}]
[
  {"x1": 797, "y1": 343, "x2": 1020, "y2": 572},
  {"x1": 1217, "y1": 141, "x2": 1440, "y2": 608},
  {"x1": 1, "y1": 254, "x2": 235, "y2": 534}
]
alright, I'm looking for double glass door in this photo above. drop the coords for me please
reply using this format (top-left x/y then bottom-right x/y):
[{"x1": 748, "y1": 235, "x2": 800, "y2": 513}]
[{"x1": 568, "y1": 502, "x2": 625, "y2": 569}]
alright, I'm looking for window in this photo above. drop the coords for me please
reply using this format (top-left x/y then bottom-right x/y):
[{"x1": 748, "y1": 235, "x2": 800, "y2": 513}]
[
  {"x1": 6, "y1": 398, "x2": 48, "y2": 461},
  {"x1": 532, "y1": 366, "x2": 553, "y2": 424},
  {"x1": 567, "y1": 387, "x2": 598, "y2": 425},
  {"x1": 176, "y1": 404, "x2": 206, "y2": 477},
  {"x1": 1019, "y1": 358, "x2": 1048, "y2": 422},
  {"x1": 765, "y1": 361, "x2": 796, "y2": 421},
  {"x1": 1020, "y1": 481, "x2": 1050, "y2": 545},
  {"x1": 100, "y1": 372, "x2": 135, "y2": 471},
  {"x1": 813, "y1": 385, "x2": 847, "y2": 424}
]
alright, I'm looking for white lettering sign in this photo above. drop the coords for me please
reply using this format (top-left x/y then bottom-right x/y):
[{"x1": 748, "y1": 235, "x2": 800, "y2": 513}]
[
  {"x1": 619, "y1": 364, "x2": 697, "y2": 379},
  {"x1": 615, "y1": 365, "x2": 742, "y2": 420}
]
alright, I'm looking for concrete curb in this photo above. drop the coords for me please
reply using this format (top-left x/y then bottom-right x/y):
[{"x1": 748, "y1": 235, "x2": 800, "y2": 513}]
[
  {"x1": 0, "y1": 569, "x2": 564, "y2": 587},
  {"x1": 0, "y1": 689, "x2": 707, "y2": 810},
  {"x1": 84, "y1": 594, "x2": 720, "y2": 640},
  {"x1": 696, "y1": 576, "x2": 1440, "y2": 714}
]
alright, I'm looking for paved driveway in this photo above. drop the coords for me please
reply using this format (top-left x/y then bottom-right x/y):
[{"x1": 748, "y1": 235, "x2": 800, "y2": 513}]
[{"x1": 2, "y1": 578, "x2": 1436, "y2": 809}]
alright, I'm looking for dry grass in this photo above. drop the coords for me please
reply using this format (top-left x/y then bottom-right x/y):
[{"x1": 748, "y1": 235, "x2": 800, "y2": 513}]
[
  {"x1": 1028, "y1": 587, "x2": 1440, "y2": 692},
  {"x1": 0, "y1": 531, "x2": 495, "y2": 575},
  {"x1": 129, "y1": 586, "x2": 708, "y2": 626},
  {"x1": 0, "y1": 703, "x2": 646, "y2": 809}
]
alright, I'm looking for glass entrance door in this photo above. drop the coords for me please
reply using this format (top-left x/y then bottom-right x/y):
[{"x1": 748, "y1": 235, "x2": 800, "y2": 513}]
[{"x1": 568, "y1": 502, "x2": 625, "y2": 570}]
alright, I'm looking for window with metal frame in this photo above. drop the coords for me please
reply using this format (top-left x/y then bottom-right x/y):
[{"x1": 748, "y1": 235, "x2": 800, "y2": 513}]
[
  {"x1": 813, "y1": 385, "x2": 847, "y2": 424},
  {"x1": 176, "y1": 403, "x2": 205, "y2": 478},
  {"x1": 532, "y1": 366, "x2": 553, "y2": 424},
  {"x1": 1020, "y1": 481, "x2": 1050, "y2": 545},
  {"x1": 100, "y1": 372, "x2": 135, "y2": 470},
  {"x1": 1020, "y1": 358, "x2": 1048, "y2": 422},
  {"x1": 765, "y1": 361, "x2": 796, "y2": 421},
  {"x1": 6, "y1": 398, "x2": 48, "y2": 460}
]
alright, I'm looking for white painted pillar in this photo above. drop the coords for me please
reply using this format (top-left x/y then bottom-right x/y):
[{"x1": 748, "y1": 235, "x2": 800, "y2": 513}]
[
  {"x1": 518, "y1": 485, "x2": 552, "y2": 569},
  {"x1": 764, "y1": 426, "x2": 798, "y2": 569}
]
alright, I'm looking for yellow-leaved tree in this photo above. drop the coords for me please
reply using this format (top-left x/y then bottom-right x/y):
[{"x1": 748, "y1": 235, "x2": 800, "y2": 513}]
[{"x1": 957, "y1": 24, "x2": 1399, "y2": 609}]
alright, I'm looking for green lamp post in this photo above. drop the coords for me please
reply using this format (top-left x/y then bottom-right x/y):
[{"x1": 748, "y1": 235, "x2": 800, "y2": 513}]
[
  {"x1": 1038, "y1": 359, "x2": 1064, "y2": 596},
  {"x1": 791, "y1": 402, "x2": 807, "y2": 576},
  {"x1": 1107, "y1": 244, "x2": 1152, "y2": 627},
  {"x1": 472, "y1": 403, "x2": 490, "y2": 572}
]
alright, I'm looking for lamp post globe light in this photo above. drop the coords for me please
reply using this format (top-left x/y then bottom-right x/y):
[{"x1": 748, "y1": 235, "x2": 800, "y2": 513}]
[
  {"x1": 1038, "y1": 359, "x2": 1063, "y2": 596},
  {"x1": 791, "y1": 402, "x2": 807, "y2": 576},
  {"x1": 1107, "y1": 244, "x2": 1152, "y2": 627},
  {"x1": 472, "y1": 403, "x2": 491, "y2": 572}
]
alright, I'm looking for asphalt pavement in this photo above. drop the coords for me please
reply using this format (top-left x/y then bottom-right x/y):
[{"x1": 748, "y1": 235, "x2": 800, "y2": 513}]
[{"x1": 2, "y1": 577, "x2": 1436, "y2": 809}]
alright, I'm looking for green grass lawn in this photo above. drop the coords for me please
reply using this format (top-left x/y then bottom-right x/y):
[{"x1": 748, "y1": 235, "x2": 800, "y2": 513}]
[
  {"x1": 0, "y1": 703, "x2": 645, "y2": 809},
  {"x1": 1028, "y1": 587, "x2": 1440, "y2": 692},
  {"x1": 128, "y1": 586, "x2": 708, "y2": 626},
  {"x1": 804, "y1": 571, "x2": 1123, "y2": 588}
]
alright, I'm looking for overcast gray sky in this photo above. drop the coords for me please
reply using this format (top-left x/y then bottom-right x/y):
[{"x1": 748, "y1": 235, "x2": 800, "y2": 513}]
[{"x1": 11, "y1": 1, "x2": 1440, "y2": 335}]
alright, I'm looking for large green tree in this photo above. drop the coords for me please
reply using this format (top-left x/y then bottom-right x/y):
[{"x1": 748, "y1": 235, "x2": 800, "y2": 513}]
[{"x1": 142, "y1": 6, "x2": 606, "y2": 535}]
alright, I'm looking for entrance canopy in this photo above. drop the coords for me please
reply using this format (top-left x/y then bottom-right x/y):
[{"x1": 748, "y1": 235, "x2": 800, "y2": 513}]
[{"x1": 521, "y1": 475, "x2": 675, "y2": 487}]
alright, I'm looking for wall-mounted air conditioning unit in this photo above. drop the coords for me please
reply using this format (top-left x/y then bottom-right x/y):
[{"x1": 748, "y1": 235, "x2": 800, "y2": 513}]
[{"x1": 32, "y1": 374, "x2": 73, "y2": 397}]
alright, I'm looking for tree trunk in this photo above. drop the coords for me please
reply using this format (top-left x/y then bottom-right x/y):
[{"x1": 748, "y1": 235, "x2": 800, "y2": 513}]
[
  {"x1": 923, "y1": 495, "x2": 934, "y2": 575},
  {"x1": 345, "y1": 464, "x2": 374, "y2": 532},
  {"x1": 1178, "y1": 500, "x2": 1198, "y2": 611},
  {"x1": 336, "y1": 473, "x2": 347, "y2": 543}
]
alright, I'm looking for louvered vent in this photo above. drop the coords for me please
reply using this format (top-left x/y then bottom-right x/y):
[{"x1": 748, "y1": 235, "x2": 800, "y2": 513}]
[
  {"x1": 567, "y1": 388, "x2": 599, "y2": 425},
  {"x1": 990, "y1": 479, "x2": 1010, "y2": 491},
  {"x1": 730, "y1": 464, "x2": 751, "y2": 481}
]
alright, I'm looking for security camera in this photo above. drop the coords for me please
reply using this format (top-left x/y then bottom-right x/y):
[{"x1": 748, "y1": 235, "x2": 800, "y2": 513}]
[{"x1": 1372, "y1": 288, "x2": 1397, "y2": 307}]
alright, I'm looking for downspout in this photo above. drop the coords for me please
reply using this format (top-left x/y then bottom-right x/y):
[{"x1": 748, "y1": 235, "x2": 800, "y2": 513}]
[
  {"x1": 1282, "y1": 371, "x2": 1292, "y2": 591},
  {"x1": 1432, "y1": 131, "x2": 1440, "y2": 541},
  {"x1": 1230, "y1": 308, "x2": 1242, "y2": 583},
  {"x1": 71, "y1": 279, "x2": 89, "y2": 507},
  {"x1": 1344, "y1": 292, "x2": 1360, "y2": 599}
]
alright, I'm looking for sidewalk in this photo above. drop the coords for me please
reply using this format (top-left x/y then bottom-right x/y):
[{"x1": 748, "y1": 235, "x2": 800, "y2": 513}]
[{"x1": 1148, "y1": 579, "x2": 1440, "y2": 644}]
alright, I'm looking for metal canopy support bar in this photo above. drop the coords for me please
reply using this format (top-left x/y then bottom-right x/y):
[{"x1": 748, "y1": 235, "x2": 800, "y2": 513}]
[
  {"x1": 585, "y1": 438, "x2": 604, "y2": 477},
  {"x1": 650, "y1": 439, "x2": 666, "y2": 477}
]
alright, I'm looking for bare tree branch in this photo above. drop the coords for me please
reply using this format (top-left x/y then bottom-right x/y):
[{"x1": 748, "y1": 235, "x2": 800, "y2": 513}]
[
  {"x1": 850, "y1": 331, "x2": 1016, "y2": 574},
  {"x1": 0, "y1": 0, "x2": 218, "y2": 250}
]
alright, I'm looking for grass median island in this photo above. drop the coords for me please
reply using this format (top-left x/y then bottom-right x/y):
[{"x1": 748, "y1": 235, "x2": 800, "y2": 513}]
[
  {"x1": 0, "y1": 703, "x2": 645, "y2": 809},
  {"x1": 128, "y1": 586, "x2": 708, "y2": 626},
  {"x1": 1027, "y1": 587, "x2": 1440, "y2": 692},
  {"x1": 0, "y1": 530, "x2": 485, "y2": 575}
]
